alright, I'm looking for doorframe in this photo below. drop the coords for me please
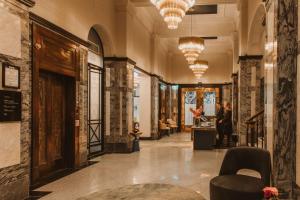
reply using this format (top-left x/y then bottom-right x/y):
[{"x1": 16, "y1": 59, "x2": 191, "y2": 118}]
[
  {"x1": 178, "y1": 83, "x2": 225, "y2": 132},
  {"x1": 87, "y1": 63, "x2": 105, "y2": 158},
  {"x1": 31, "y1": 23, "x2": 80, "y2": 188}
]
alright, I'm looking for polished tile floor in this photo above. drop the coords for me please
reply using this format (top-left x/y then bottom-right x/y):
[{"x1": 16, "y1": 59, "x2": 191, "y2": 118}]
[{"x1": 37, "y1": 133, "x2": 227, "y2": 200}]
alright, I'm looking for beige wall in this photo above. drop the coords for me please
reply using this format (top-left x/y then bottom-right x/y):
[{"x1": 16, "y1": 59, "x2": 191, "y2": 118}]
[
  {"x1": 31, "y1": 0, "x2": 117, "y2": 56},
  {"x1": 31, "y1": 0, "x2": 169, "y2": 80},
  {"x1": 138, "y1": 73, "x2": 152, "y2": 137},
  {"x1": 170, "y1": 53, "x2": 232, "y2": 84}
]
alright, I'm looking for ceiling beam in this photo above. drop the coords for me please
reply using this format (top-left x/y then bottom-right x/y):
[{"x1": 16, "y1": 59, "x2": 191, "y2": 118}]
[{"x1": 131, "y1": 0, "x2": 237, "y2": 7}]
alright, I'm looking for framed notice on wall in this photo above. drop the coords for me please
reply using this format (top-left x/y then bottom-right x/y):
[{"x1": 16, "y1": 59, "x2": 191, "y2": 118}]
[{"x1": 2, "y1": 63, "x2": 20, "y2": 89}]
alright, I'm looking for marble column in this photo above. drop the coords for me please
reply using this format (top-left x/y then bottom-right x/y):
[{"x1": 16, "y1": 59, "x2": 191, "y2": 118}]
[
  {"x1": 232, "y1": 73, "x2": 238, "y2": 133},
  {"x1": 272, "y1": 0, "x2": 298, "y2": 198},
  {"x1": 238, "y1": 56, "x2": 262, "y2": 144},
  {"x1": 166, "y1": 85, "x2": 172, "y2": 119},
  {"x1": 222, "y1": 84, "x2": 232, "y2": 105},
  {"x1": 250, "y1": 60, "x2": 263, "y2": 115},
  {"x1": 170, "y1": 86, "x2": 179, "y2": 123},
  {"x1": 151, "y1": 76, "x2": 159, "y2": 139},
  {"x1": 104, "y1": 59, "x2": 134, "y2": 153},
  {"x1": 78, "y1": 47, "x2": 88, "y2": 166},
  {"x1": 0, "y1": 1, "x2": 32, "y2": 200}
]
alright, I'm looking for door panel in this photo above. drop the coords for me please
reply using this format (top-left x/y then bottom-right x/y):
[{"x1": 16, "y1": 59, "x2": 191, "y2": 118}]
[
  {"x1": 37, "y1": 72, "x2": 68, "y2": 178},
  {"x1": 38, "y1": 74, "x2": 47, "y2": 166}
]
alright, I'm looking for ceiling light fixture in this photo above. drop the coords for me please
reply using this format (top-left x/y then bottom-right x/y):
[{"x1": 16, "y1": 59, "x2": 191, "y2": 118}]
[
  {"x1": 189, "y1": 60, "x2": 208, "y2": 71},
  {"x1": 151, "y1": 0, "x2": 195, "y2": 29},
  {"x1": 178, "y1": 15, "x2": 205, "y2": 64},
  {"x1": 190, "y1": 60, "x2": 208, "y2": 78}
]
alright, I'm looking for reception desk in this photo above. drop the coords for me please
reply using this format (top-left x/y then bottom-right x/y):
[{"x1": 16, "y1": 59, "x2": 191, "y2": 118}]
[{"x1": 192, "y1": 123, "x2": 217, "y2": 150}]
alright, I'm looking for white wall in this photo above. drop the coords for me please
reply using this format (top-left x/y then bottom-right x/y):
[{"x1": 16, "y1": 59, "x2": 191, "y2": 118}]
[
  {"x1": 170, "y1": 53, "x2": 232, "y2": 84},
  {"x1": 137, "y1": 73, "x2": 152, "y2": 137}
]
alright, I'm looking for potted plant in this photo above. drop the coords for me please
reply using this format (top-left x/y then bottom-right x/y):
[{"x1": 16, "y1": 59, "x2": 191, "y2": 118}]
[{"x1": 263, "y1": 187, "x2": 279, "y2": 200}]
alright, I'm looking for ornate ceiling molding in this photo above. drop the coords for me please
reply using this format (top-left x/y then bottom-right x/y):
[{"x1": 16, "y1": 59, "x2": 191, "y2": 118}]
[{"x1": 17, "y1": 0, "x2": 35, "y2": 7}]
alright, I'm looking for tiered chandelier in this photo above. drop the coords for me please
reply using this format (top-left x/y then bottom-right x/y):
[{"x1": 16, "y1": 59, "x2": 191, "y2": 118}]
[
  {"x1": 178, "y1": 15, "x2": 205, "y2": 64},
  {"x1": 150, "y1": 0, "x2": 195, "y2": 29},
  {"x1": 189, "y1": 60, "x2": 209, "y2": 79},
  {"x1": 179, "y1": 37, "x2": 205, "y2": 64}
]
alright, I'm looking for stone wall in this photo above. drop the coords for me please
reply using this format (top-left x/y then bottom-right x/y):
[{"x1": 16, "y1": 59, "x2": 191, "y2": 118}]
[
  {"x1": 238, "y1": 57, "x2": 262, "y2": 144},
  {"x1": 150, "y1": 76, "x2": 159, "y2": 139},
  {"x1": 222, "y1": 84, "x2": 232, "y2": 105},
  {"x1": 170, "y1": 86, "x2": 179, "y2": 124},
  {"x1": 272, "y1": 0, "x2": 298, "y2": 198},
  {"x1": 78, "y1": 47, "x2": 88, "y2": 166},
  {"x1": 0, "y1": 1, "x2": 31, "y2": 199},
  {"x1": 104, "y1": 60, "x2": 134, "y2": 152},
  {"x1": 232, "y1": 74, "x2": 238, "y2": 133},
  {"x1": 165, "y1": 85, "x2": 172, "y2": 119}
]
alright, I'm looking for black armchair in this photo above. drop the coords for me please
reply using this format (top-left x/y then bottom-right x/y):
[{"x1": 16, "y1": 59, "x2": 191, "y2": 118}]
[{"x1": 210, "y1": 147, "x2": 271, "y2": 200}]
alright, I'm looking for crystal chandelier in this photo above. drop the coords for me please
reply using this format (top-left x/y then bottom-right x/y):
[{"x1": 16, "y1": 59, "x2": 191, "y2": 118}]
[
  {"x1": 178, "y1": 15, "x2": 205, "y2": 64},
  {"x1": 190, "y1": 60, "x2": 208, "y2": 78},
  {"x1": 179, "y1": 37, "x2": 205, "y2": 64},
  {"x1": 189, "y1": 60, "x2": 208, "y2": 72},
  {"x1": 150, "y1": 0, "x2": 195, "y2": 29}
]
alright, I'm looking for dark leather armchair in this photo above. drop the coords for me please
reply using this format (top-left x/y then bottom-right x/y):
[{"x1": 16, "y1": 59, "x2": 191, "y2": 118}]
[{"x1": 210, "y1": 147, "x2": 271, "y2": 200}]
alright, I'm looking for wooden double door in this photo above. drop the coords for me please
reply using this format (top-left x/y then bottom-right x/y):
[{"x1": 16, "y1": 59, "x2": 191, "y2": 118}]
[{"x1": 32, "y1": 24, "x2": 79, "y2": 185}]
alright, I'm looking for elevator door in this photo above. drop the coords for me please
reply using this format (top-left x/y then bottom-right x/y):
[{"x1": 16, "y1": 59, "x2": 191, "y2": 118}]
[
  {"x1": 32, "y1": 24, "x2": 78, "y2": 186},
  {"x1": 37, "y1": 71, "x2": 69, "y2": 180}
]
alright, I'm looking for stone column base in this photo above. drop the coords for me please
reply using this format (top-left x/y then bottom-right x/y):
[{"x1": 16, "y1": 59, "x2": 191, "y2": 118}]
[{"x1": 104, "y1": 135, "x2": 134, "y2": 153}]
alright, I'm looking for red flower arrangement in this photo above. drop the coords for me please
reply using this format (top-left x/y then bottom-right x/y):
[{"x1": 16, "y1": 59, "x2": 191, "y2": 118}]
[{"x1": 263, "y1": 187, "x2": 279, "y2": 200}]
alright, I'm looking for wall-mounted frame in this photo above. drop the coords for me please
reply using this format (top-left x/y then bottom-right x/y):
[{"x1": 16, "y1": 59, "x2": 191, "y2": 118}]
[{"x1": 2, "y1": 63, "x2": 20, "y2": 89}]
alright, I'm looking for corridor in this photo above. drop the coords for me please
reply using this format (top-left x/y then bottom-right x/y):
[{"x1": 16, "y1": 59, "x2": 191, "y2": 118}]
[{"x1": 35, "y1": 133, "x2": 226, "y2": 200}]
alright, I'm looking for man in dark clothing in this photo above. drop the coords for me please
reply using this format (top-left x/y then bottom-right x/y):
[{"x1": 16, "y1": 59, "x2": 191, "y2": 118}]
[
  {"x1": 222, "y1": 102, "x2": 233, "y2": 147},
  {"x1": 216, "y1": 103, "x2": 224, "y2": 147}
]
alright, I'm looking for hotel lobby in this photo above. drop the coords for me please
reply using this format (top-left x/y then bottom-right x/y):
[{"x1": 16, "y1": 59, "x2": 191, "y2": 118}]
[{"x1": 0, "y1": 0, "x2": 299, "y2": 199}]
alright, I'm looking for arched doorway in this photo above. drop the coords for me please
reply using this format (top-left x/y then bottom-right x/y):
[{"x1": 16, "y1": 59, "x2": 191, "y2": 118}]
[{"x1": 87, "y1": 27, "x2": 105, "y2": 158}]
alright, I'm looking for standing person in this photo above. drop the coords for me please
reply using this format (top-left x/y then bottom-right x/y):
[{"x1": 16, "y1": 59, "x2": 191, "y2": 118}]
[
  {"x1": 216, "y1": 103, "x2": 224, "y2": 147},
  {"x1": 190, "y1": 105, "x2": 206, "y2": 126},
  {"x1": 222, "y1": 102, "x2": 233, "y2": 147}
]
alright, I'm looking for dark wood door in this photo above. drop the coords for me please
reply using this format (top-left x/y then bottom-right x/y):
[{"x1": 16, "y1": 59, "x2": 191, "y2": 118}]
[
  {"x1": 37, "y1": 71, "x2": 67, "y2": 178},
  {"x1": 32, "y1": 24, "x2": 79, "y2": 185}
]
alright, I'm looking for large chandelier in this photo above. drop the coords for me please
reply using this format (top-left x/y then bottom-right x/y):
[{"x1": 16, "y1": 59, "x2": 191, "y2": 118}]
[
  {"x1": 178, "y1": 15, "x2": 205, "y2": 64},
  {"x1": 179, "y1": 37, "x2": 205, "y2": 64},
  {"x1": 190, "y1": 60, "x2": 208, "y2": 78},
  {"x1": 150, "y1": 0, "x2": 195, "y2": 29},
  {"x1": 189, "y1": 60, "x2": 208, "y2": 72}
]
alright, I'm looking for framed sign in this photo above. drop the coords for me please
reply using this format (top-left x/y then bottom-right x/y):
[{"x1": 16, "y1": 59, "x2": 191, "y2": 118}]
[
  {"x1": 2, "y1": 63, "x2": 20, "y2": 89},
  {"x1": 0, "y1": 90, "x2": 21, "y2": 122}
]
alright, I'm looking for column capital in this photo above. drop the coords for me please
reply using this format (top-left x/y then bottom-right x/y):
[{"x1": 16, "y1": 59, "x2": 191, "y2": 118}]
[{"x1": 238, "y1": 55, "x2": 263, "y2": 63}]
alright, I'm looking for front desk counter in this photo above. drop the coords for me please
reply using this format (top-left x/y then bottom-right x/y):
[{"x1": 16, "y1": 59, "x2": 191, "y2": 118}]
[{"x1": 191, "y1": 123, "x2": 217, "y2": 150}]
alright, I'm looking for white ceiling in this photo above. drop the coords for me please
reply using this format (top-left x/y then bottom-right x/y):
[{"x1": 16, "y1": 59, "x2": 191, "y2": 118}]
[{"x1": 132, "y1": 0, "x2": 239, "y2": 55}]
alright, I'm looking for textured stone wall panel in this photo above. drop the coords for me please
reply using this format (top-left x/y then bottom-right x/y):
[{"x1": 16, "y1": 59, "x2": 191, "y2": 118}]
[
  {"x1": 151, "y1": 76, "x2": 159, "y2": 139},
  {"x1": 273, "y1": 0, "x2": 298, "y2": 198},
  {"x1": 239, "y1": 59, "x2": 262, "y2": 143},
  {"x1": 104, "y1": 60, "x2": 134, "y2": 152},
  {"x1": 0, "y1": 1, "x2": 31, "y2": 199},
  {"x1": 78, "y1": 47, "x2": 88, "y2": 166}
]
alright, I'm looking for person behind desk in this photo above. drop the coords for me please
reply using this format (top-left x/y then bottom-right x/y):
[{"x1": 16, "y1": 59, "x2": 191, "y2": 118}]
[
  {"x1": 219, "y1": 102, "x2": 233, "y2": 147},
  {"x1": 190, "y1": 106, "x2": 205, "y2": 127},
  {"x1": 216, "y1": 103, "x2": 224, "y2": 147}
]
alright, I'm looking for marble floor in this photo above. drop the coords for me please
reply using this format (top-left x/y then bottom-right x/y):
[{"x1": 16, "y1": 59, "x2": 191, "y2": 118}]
[{"x1": 36, "y1": 133, "x2": 227, "y2": 200}]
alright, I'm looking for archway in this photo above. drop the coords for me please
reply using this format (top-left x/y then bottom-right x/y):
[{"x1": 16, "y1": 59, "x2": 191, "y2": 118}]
[
  {"x1": 90, "y1": 24, "x2": 115, "y2": 57},
  {"x1": 247, "y1": 3, "x2": 266, "y2": 55}
]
